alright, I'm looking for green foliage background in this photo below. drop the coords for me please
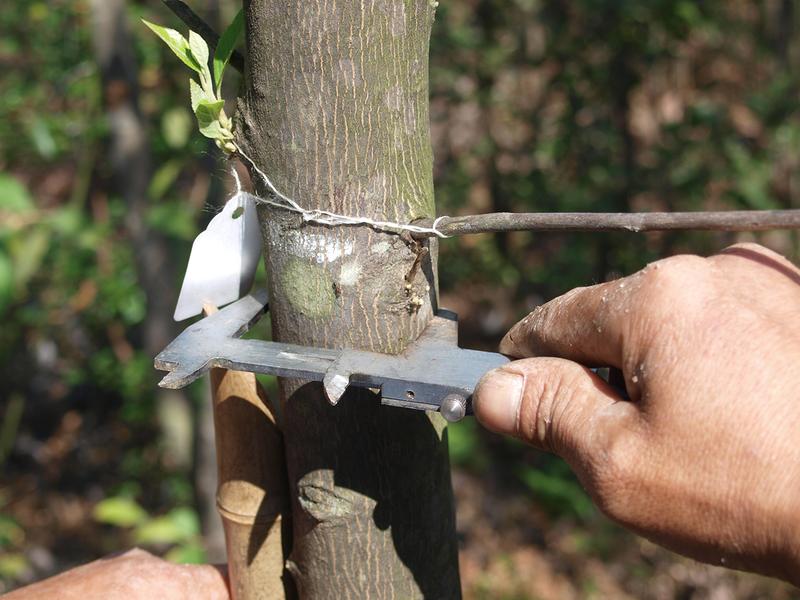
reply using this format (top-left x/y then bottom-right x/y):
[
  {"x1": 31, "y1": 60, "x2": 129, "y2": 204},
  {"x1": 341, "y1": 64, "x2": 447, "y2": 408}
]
[{"x1": 0, "y1": 0, "x2": 798, "y2": 597}]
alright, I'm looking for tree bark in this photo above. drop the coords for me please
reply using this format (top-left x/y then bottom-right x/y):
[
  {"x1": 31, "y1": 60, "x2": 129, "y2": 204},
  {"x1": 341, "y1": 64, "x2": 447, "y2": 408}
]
[{"x1": 239, "y1": 1, "x2": 460, "y2": 597}]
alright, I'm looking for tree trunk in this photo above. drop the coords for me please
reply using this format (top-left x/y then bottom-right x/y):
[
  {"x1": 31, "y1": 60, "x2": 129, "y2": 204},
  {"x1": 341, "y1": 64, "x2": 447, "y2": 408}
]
[{"x1": 238, "y1": 1, "x2": 460, "y2": 597}]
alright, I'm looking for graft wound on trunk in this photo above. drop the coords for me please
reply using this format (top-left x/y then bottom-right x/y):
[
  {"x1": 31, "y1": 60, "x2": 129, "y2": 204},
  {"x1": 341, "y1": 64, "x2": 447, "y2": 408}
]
[{"x1": 239, "y1": 1, "x2": 459, "y2": 598}]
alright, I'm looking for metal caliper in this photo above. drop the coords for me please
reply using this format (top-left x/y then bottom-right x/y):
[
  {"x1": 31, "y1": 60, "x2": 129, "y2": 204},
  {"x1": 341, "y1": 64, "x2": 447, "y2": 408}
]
[{"x1": 154, "y1": 289, "x2": 509, "y2": 422}]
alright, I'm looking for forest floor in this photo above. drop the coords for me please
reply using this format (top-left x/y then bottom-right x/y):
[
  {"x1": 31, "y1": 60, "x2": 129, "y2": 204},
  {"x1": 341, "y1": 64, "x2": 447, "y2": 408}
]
[
  {"x1": 3, "y1": 460, "x2": 798, "y2": 598},
  {"x1": 453, "y1": 467, "x2": 798, "y2": 599}
]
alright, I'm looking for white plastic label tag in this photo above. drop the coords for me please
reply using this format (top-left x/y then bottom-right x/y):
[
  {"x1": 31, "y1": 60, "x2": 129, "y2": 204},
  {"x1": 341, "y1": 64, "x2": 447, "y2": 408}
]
[{"x1": 173, "y1": 192, "x2": 262, "y2": 321}]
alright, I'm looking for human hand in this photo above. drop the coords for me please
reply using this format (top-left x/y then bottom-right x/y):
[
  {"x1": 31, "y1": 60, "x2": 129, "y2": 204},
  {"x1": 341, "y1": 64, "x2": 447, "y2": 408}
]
[
  {"x1": 473, "y1": 243, "x2": 800, "y2": 584},
  {"x1": 2, "y1": 548, "x2": 229, "y2": 600}
]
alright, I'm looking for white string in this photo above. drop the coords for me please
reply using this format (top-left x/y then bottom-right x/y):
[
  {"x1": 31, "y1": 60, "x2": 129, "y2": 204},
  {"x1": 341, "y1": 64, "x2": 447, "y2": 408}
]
[{"x1": 232, "y1": 143, "x2": 449, "y2": 238}]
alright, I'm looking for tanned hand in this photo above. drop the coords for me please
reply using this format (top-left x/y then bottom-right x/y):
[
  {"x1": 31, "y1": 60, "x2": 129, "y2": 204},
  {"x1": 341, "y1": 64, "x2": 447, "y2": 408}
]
[
  {"x1": 3, "y1": 549, "x2": 229, "y2": 600},
  {"x1": 474, "y1": 243, "x2": 800, "y2": 585}
]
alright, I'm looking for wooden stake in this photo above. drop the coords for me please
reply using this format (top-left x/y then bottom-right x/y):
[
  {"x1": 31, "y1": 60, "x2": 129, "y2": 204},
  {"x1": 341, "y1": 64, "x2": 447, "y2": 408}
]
[
  {"x1": 411, "y1": 209, "x2": 800, "y2": 237},
  {"x1": 204, "y1": 305, "x2": 292, "y2": 600}
]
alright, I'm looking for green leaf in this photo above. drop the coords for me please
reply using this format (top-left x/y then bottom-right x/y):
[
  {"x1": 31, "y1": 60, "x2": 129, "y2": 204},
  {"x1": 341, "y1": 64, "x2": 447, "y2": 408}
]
[
  {"x1": 165, "y1": 543, "x2": 207, "y2": 565},
  {"x1": 0, "y1": 253, "x2": 13, "y2": 314},
  {"x1": 195, "y1": 99, "x2": 224, "y2": 118},
  {"x1": 516, "y1": 465, "x2": 594, "y2": 520},
  {"x1": 134, "y1": 517, "x2": 181, "y2": 545},
  {"x1": 447, "y1": 420, "x2": 488, "y2": 472},
  {"x1": 93, "y1": 496, "x2": 148, "y2": 528},
  {"x1": 148, "y1": 159, "x2": 184, "y2": 201},
  {"x1": 134, "y1": 507, "x2": 199, "y2": 545},
  {"x1": 0, "y1": 174, "x2": 34, "y2": 213},
  {"x1": 0, "y1": 553, "x2": 28, "y2": 579},
  {"x1": 213, "y1": 9, "x2": 244, "y2": 94},
  {"x1": 199, "y1": 120, "x2": 225, "y2": 140},
  {"x1": 28, "y1": 117, "x2": 57, "y2": 159},
  {"x1": 194, "y1": 99, "x2": 227, "y2": 139},
  {"x1": 161, "y1": 106, "x2": 193, "y2": 148},
  {"x1": 0, "y1": 515, "x2": 24, "y2": 548},
  {"x1": 188, "y1": 31, "x2": 213, "y2": 94},
  {"x1": 141, "y1": 20, "x2": 200, "y2": 73},
  {"x1": 147, "y1": 200, "x2": 196, "y2": 240},
  {"x1": 164, "y1": 507, "x2": 200, "y2": 537},
  {"x1": 189, "y1": 79, "x2": 206, "y2": 112},
  {"x1": 188, "y1": 30, "x2": 209, "y2": 69},
  {"x1": 9, "y1": 228, "x2": 48, "y2": 292}
]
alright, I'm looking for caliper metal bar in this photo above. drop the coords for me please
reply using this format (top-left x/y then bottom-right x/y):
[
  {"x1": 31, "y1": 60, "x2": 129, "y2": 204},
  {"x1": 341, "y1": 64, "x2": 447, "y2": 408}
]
[{"x1": 154, "y1": 289, "x2": 509, "y2": 421}]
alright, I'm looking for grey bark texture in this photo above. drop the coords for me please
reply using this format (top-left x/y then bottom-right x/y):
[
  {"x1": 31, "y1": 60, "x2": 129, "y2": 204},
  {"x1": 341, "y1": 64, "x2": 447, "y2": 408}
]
[{"x1": 238, "y1": 1, "x2": 460, "y2": 598}]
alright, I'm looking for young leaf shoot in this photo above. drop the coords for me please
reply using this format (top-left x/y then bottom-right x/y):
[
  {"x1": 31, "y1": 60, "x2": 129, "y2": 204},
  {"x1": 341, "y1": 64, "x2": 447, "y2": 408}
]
[{"x1": 142, "y1": 10, "x2": 243, "y2": 154}]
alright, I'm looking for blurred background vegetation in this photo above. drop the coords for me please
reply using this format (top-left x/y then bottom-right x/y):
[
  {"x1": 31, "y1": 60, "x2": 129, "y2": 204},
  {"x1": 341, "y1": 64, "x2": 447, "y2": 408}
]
[{"x1": 0, "y1": 1, "x2": 798, "y2": 597}]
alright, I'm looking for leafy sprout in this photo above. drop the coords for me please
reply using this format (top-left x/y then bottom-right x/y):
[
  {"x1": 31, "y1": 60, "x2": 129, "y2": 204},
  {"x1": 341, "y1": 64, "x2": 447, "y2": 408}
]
[{"x1": 142, "y1": 11, "x2": 243, "y2": 154}]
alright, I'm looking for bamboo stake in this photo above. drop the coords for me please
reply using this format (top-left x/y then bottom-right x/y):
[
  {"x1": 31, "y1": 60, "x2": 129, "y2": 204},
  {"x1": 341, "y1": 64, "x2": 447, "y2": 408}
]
[
  {"x1": 204, "y1": 305, "x2": 292, "y2": 600},
  {"x1": 411, "y1": 209, "x2": 800, "y2": 238}
]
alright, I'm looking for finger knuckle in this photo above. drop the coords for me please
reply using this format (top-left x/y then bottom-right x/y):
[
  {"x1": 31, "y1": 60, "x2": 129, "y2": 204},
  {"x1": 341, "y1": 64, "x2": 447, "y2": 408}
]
[
  {"x1": 517, "y1": 359, "x2": 595, "y2": 452},
  {"x1": 122, "y1": 547, "x2": 156, "y2": 561},
  {"x1": 542, "y1": 285, "x2": 592, "y2": 325},
  {"x1": 636, "y1": 255, "x2": 712, "y2": 320},
  {"x1": 644, "y1": 254, "x2": 709, "y2": 292},
  {"x1": 515, "y1": 363, "x2": 558, "y2": 448}
]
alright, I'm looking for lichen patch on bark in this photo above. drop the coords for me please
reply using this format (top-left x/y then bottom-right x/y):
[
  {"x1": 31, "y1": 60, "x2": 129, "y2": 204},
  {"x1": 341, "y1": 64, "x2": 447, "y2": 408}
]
[
  {"x1": 283, "y1": 259, "x2": 336, "y2": 318},
  {"x1": 339, "y1": 260, "x2": 362, "y2": 287},
  {"x1": 370, "y1": 241, "x2": 392, "y2": 255}
]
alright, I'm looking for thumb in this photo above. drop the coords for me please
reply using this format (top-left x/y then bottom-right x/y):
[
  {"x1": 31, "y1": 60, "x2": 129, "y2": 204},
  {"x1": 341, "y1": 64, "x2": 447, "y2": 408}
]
[{"x1": 473, "y1": 357, "x2": 636, "y2": 460}]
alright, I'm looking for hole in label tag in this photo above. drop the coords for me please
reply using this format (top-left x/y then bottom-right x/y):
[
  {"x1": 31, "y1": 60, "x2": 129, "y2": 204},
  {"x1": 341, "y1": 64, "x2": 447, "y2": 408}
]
[
  {"x1": 405, "y1": 390, "x2": 415, "y2": 400},
  {"x1": 173, "y1": 192, "x2": 262, "y2": 321}
]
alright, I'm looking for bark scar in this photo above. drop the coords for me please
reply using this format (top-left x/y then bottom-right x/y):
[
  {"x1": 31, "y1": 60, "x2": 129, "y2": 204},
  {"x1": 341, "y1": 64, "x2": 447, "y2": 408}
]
[
  {"x1": 401, "y1": 231, "x2": 428, "y2": 284},
  {"x1": 400, "y1": 232, "x2": 429, "y2": 314}
]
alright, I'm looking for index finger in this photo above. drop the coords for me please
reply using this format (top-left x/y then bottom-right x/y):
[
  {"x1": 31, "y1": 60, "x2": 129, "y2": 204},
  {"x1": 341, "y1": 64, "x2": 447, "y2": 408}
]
[{"x1": 500, "y1": 273, "x2": 646, "y2": 368}]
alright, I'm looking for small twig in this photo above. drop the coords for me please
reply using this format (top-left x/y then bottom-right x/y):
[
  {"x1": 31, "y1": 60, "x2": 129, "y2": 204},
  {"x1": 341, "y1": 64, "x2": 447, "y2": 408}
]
[
  {"x1": 400, "y1": 231, "x2": 429, "y2": 283},
  {"x1": 412, "y1": 210, "x2": 800, "y2": 238},
  {"x1": 161, "y1": 0, "x2": 245, "y2": 74}
]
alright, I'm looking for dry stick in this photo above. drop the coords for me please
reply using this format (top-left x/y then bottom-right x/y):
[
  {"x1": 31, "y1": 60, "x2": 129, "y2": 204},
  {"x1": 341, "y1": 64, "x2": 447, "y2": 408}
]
[
  {"x1": 203, "y1": 305, "x2": 291, "y2": 600},
  {"x1": 161, "y1": 0, "x2": 245, "y2": 74},
  {"x1": 411, "y1": 209, "x2": 800, "y2": 238}
]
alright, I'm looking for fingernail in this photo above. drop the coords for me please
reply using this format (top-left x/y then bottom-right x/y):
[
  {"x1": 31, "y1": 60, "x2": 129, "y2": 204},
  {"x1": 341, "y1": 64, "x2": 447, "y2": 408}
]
[{"x1": 473, "y1": 368, "x2": 523, "y2": 434}]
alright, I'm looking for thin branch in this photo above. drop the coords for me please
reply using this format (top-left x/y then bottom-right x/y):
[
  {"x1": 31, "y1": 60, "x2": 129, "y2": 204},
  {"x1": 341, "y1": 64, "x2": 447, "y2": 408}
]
[
  {"x1": 412, "y1": 210, "x2": 800, "y2": 238},
  {"x1": 161, "y1": 0, "x2": 245, "y2": 74}
]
